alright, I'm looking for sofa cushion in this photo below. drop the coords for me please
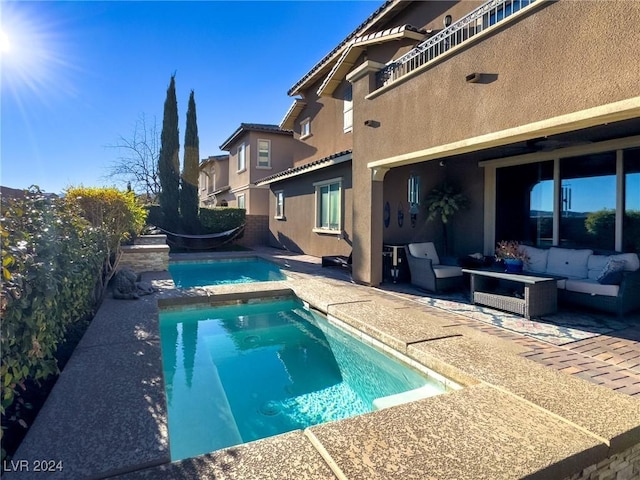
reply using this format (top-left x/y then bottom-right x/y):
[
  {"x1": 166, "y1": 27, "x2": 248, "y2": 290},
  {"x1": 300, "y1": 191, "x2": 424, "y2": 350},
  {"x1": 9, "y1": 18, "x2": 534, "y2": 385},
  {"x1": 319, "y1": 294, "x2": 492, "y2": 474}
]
[
  {"x1": 521, "y1": 245, "x2": 548, "y2": 273},
  {"x1": 587, "y1": 255, "x2": 610, "y2": 280},
  {"x1": 564, "y1": 278, "x2": 619, "y2": 297},
  {"x1": 597, "y1": 259, "x2": 626, "y2": 285},
  {"x1": 408, "y1": 242, "x2": 440, "y2": 265},
  {"x1": 609, "y1": 253, "x2": 640, "y2": 272},
  {"x1": 546, "y1": 247, "x2": 593, "y2": 279}
]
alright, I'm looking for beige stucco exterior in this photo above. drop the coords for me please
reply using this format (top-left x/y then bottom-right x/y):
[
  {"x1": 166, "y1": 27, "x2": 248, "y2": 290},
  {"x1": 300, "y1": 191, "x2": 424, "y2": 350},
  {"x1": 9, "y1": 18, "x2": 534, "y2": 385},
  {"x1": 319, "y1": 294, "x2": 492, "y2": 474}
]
[
  {"x1": 217, "y1": 126, "x2": 294, "y2": 215},
  {"x1": 346, "y1": 0, "x2": 640, "y2": 284},
  {"x1": 290, "y1": 78, "x2": 353, "y2": 167},
  {"x1": 266, "y1": 162, "x2": 353, "y2": 257},
  {"x1": 356, "y1": 1, "x2": 640, "y2": 164},
  {"x1": 198, "y1": 155, "x2": 229, "y2": 207},
  {"x1": 258, "y1": 0, "x2": 640, "y2": 285}
]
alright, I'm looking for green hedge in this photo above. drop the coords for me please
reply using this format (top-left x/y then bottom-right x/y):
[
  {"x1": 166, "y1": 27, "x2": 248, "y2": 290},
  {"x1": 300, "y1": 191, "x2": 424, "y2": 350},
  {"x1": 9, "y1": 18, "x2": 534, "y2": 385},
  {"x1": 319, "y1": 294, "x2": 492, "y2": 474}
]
[
  {"x1": 198, "y1": 207, "x2": 245, "y2": 233},
  {"x1": 144, "y1": 204, "x2": 164, "y2": 229},
  {"x1": 1, "y1": 187, "x2": 146, "y2": 459},
  {"x1": 1, "y1": 190, "x2": 106, "y2": 441}
]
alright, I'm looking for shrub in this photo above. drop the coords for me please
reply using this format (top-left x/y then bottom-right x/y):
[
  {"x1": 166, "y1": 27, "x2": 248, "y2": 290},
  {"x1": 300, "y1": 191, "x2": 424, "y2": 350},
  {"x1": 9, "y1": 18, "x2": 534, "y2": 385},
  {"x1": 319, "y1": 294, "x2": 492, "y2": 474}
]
[
  {"x1": 1, "y1": 189, "x2": 107, "y2": 456},
  {"x1": 198, "y1": 207, "x2": 245, "y2": 233},
  {"x1": 65, "y1": 187, "x2": 147, "y2": 248}
]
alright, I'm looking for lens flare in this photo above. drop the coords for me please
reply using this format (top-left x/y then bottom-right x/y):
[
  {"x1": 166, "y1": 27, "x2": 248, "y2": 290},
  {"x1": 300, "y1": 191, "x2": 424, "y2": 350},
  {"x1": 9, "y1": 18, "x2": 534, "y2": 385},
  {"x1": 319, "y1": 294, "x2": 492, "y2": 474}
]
[
  {"x1": 1, "y1": 30, "x2": 9, "y2": 53},
  {"x1": 1, "y1": 3, "x2": 79, "y2": 104}
]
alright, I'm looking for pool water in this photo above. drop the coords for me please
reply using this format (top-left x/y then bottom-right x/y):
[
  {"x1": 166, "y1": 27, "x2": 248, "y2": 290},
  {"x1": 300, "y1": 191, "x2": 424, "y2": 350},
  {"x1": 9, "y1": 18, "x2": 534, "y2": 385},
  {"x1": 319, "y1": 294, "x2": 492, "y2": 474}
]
[
  {"x1": 169, "y1": 257, "x2": 286, "y2": 287},
  {"x1": 159, "y1": 298, "x2": 449, "y2": 461}
]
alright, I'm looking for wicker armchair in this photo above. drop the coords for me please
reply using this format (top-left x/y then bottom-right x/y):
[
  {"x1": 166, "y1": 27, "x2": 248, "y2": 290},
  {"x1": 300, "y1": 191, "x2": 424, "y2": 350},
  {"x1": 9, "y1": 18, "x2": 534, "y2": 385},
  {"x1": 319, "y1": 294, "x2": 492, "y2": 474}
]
[{"x1": 404, "y1": 242, "x2": 463, "y2": 293}]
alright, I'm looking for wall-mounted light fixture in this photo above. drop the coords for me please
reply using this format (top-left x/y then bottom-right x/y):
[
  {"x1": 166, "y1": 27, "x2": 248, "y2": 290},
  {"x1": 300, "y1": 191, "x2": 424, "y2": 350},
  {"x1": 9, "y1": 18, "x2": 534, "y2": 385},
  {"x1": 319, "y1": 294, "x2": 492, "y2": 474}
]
[
  {"x1": 439, "y1": 160, "x2": 446, "y2": 167},
  {"x1": 465, "y1": 72, "x2": 482, "y2": 83},
  {"x1": 364, "y1": 119, "x2": 380, "y2": 128},
  {"x1": 408, "y1": 172, "x2": 421, "y2": 227},
  {"x1": 443, "y1": 15, "x2": 453, "y2": 28}
]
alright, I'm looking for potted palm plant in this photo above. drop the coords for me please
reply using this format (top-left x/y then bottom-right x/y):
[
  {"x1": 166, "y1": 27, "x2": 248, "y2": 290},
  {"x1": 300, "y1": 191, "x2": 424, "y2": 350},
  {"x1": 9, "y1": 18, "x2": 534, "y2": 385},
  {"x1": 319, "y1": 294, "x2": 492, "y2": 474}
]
[
  {"x1": 495, "y1": 240, "x2": 528, "y2": 273},
  {"x1": 425, "y1": 182, "x2": 468, "y2": 256}
]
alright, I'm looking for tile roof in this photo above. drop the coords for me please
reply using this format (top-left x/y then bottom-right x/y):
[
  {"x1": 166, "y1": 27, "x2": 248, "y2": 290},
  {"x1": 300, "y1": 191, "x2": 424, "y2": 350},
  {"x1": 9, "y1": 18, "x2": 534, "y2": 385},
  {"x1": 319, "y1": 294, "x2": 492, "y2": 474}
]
[
  {"x1": 354, "y1": 24, "x2": 425, "y2": 45},
  {"x1": 199, "y1": 154, "x2": 229, "y2": 167},
  {"x1": 255, "y1": 150, "x2": 352, "y2": 186},
  {"x1": 317, "y1": 24, "x2": 426, "y2": 97},
  {"x1": 219, "y1": 123, "x2": 293, "y2": 151},
  {"x1": 287, "y1": 0, "x2": 402, "y2": 96}
]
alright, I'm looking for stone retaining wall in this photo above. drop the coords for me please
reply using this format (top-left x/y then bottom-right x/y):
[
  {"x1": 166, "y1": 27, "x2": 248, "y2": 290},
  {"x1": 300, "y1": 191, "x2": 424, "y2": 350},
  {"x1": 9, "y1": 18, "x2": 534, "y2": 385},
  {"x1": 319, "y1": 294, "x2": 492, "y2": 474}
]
[
  {"x1": 119, "y1": 235, "x2": 169, "y2": 272},
  {"x1": 564, "y1": 443, "x2": 640, "y2": 480}
]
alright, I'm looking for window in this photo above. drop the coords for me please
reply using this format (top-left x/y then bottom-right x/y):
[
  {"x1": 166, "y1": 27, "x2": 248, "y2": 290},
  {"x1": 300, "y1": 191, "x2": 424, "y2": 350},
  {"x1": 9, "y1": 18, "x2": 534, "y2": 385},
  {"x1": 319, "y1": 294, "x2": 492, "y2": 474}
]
[
  {"x1": 559, "y1": 152, "x2": 616, "y2": 250},
  {"x1": 343, "y1": 86, "x2": 353, "y2": 133},
  {"x1": 496, "y1": 161, "x2": 553, "y2": 247},
  {"x1": 237, "y1": 143, "x2": 246, "y2": 172},
  {"x1": 257, "y1": 139, "x2": 271, "y2": 168},
  {"x1": 275, "y1": 190, "x2": 284, "y2": 219},
  {"x1": 494, "y1": 148, "x2": 639, "y2": 253},
  {"x1": 237, "y1": 194, "x2": 245, "y2": 210},
  {"x1": 314, "y1": 178, "x2": 342, "y2": 233},
  {"x1": 301, "y1": 118, "x2": 310, "y2": 139}
]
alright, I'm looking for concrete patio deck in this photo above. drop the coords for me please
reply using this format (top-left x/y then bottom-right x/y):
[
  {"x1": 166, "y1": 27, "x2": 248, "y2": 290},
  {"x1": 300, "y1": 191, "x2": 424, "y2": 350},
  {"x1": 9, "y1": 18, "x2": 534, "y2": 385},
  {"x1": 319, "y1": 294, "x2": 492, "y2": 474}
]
[{"x1": 7, "y1": 248, "x2": 640, "y2": 479}]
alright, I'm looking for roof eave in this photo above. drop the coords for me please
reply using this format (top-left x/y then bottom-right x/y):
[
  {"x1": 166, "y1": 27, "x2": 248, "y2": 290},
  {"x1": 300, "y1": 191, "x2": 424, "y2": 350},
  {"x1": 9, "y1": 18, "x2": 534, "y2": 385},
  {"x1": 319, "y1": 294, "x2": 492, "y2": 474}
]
[
  {"x1": 287, "y1": 0, "x2": 409, "y2": 97},
  {"x1": 279, "y1": 99, "x2": 307, "y2": 130},
  {"x1": 255, "y1": 151, "x2": 352, "y2": 186}
]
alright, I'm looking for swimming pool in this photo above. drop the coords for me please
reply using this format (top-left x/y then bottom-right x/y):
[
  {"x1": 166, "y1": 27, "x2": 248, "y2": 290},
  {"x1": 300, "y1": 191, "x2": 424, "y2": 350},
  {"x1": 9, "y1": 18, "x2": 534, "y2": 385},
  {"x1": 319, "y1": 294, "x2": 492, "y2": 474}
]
[
  {"x1": 169, "y1": 257, "x2": 286, "y2": 288},
  {"x1": 159, "y1": 297, "x2": 455, "y2": 461}
]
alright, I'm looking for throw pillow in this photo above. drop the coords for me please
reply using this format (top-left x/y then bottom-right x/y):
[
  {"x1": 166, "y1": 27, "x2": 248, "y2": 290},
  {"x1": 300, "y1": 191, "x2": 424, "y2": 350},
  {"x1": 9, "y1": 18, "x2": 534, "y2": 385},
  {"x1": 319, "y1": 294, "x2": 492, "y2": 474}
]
[{"x1": 597, "y1": 259, "x2": 625, "y2": 285}]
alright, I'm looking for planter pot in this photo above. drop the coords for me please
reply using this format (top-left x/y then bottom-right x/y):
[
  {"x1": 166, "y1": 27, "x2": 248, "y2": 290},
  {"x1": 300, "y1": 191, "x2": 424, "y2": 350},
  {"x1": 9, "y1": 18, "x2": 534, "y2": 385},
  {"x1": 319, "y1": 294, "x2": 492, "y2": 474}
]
[{"x1": 504, "y1": 259, "x2": 524, "y2": 273}]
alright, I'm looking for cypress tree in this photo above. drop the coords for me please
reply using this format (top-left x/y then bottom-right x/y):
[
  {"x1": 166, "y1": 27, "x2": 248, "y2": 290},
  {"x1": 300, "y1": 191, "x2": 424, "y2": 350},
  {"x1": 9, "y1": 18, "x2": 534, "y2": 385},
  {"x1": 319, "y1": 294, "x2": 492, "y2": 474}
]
[
  {"x1": 158, "y1": 74, "x2": 180, "y2": 230},
  {"x1": 180, "y1": 90, "x2": 200, "y2": 233}
]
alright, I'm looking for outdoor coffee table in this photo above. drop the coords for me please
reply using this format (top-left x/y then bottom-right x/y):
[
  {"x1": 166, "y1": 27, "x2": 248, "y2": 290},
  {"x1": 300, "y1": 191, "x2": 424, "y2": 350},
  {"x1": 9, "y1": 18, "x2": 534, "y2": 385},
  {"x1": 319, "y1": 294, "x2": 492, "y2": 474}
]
[{"x1": 461, "y1": 268, "x2": 562, "y2": 319}]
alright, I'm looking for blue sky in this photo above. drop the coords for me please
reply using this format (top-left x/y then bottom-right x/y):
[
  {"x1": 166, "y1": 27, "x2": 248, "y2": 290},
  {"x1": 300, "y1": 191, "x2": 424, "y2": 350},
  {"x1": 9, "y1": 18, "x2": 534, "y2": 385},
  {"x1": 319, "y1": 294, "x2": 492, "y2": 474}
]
[{"x1": 1, "y1": 1, "x2": 379, "y2": 194}]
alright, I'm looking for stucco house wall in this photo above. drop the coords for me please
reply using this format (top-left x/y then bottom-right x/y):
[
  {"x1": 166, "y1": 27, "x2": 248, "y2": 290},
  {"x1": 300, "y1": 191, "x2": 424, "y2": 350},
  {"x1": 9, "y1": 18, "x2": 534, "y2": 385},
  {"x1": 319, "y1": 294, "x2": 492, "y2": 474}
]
[
  {"x1": 291, "y1": 78, "x2": 354, "y2": 167},
  {"x1": 266, "y1": 162, "x2": 353, "y2": 258},
  {"x1": 346, "y1": 0, "x2": 640, "y2": 284},
  {"x1": 355, "y1": 1, "x2": 640, "y2": 163}
]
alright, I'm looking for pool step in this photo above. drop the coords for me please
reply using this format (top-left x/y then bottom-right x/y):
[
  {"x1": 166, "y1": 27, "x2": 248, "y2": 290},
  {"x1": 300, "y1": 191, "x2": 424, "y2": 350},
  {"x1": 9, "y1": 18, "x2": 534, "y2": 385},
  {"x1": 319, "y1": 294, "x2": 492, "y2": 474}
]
[{"x1": 372, "y1": 384, "x2": 444, "y2": 411}]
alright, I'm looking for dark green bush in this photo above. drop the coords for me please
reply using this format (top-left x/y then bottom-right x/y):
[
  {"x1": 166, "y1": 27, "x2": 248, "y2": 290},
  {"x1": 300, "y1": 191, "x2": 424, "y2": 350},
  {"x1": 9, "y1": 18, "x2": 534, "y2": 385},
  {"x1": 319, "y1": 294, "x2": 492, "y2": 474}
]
[
  {"x1": 144, "y1": 204, "x2": 164, "y2": 228},
  {"x1": 198, "y1": 207, "x2": 245, "y2": 233},
  {"x1": 1, "y1": 186, "x2": 147, "y2": 459},
  {"x1": 1, "y1": 189, "x2": 107, "y2": 456}
]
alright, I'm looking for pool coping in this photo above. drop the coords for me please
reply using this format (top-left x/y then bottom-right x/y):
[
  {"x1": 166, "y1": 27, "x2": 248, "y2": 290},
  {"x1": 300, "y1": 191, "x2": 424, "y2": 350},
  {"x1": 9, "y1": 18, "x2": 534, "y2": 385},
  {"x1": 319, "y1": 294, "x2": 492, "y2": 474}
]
[{"x1": 7, "y1": 254, "x2": 640, "y2": 479}]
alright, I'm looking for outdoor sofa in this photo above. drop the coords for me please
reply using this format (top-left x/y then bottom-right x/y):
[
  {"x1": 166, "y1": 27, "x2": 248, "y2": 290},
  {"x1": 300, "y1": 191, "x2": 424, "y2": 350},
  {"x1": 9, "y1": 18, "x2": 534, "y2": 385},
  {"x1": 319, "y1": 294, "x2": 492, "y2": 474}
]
[
  {"x1": 404, "y1": 242, "x2": 463, "y2": 293},
  {"x1": 520, "y1": 245, "x2": 640, "y2": 316}
]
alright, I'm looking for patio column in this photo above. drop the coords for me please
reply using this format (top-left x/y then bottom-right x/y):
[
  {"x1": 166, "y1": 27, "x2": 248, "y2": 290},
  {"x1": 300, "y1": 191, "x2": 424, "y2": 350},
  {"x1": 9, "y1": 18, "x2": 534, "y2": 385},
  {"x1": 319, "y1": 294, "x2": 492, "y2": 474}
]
[
  {"x1": 352, "y1": 161, "x2": 387, "y2": 286},
  {"x1": 348, "y1": 60, "x2": 388, "y2": 286}
]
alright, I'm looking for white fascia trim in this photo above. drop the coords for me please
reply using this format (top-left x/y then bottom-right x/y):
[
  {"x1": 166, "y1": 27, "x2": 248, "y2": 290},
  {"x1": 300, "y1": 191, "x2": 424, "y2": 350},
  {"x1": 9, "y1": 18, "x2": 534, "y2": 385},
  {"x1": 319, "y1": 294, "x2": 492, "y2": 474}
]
[{"x1": 367, "y1": 97, "x2": 640, "y2": 171}]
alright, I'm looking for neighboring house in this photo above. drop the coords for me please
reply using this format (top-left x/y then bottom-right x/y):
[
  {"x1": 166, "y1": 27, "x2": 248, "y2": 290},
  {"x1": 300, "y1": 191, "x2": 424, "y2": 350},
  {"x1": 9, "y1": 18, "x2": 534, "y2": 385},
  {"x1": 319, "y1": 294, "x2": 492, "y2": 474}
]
[
  {"x1": 216, "y1": 123, "x2": 294, "y2": 245},
  {"x1": 256, "y1": 0, "x2": 640, "y2": 286},
  {"x1": 198, "y1": 154, "x2": 230, "y2": 207}
]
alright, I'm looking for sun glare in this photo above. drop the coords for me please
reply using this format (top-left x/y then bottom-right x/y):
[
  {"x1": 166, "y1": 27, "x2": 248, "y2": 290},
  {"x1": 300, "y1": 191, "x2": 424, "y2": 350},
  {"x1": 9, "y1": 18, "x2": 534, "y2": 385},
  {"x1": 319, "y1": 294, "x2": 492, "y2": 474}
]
[
  {"x1": 1, "y1": 30, "x2": 9, "y2": 53},
  {"x1": 1, "y1": 3, "x2": 78, "y2": 103}
]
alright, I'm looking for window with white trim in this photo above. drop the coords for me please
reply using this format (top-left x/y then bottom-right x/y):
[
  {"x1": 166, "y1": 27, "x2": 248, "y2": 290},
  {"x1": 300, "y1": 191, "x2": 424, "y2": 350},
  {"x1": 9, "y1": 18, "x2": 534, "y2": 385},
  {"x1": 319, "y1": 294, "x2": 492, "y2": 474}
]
[
  {"x1": 257, "y1": 139, "x2": 271, "y2": 168},
  {"x1": 301, "y1": 118, "x2": 310, "y2": 139},
  {"x1": 314, "y1": 178, "x2": 342, "y2": 233},
  {"x1": 237, "y1": 143, "x2": 246, "y2": 172},
  {"x1": 237, "y1": 193, "x2": 245, "y2": 210},
  {"x1": 343, "y1": 86, "x2": 353, "y2": 133},
  {"x1": 275, "y1": 190, "x2": 284, "y2": 219}
]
